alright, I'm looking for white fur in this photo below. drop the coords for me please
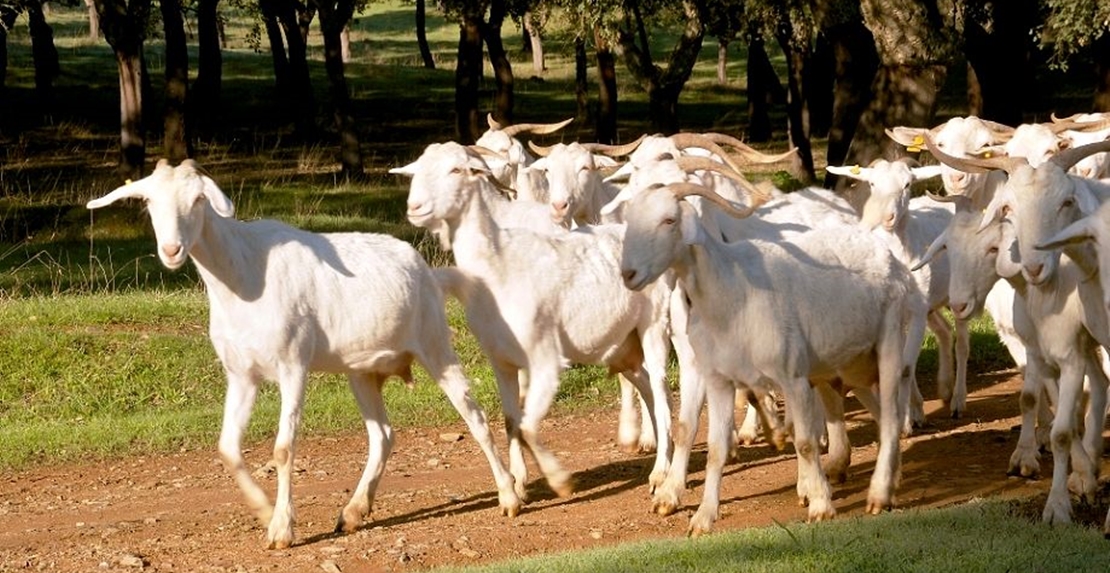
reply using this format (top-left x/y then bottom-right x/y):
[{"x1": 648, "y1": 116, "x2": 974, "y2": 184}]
[{"x1": 86, "y1": 159, "x2": 519, "y2": 549}]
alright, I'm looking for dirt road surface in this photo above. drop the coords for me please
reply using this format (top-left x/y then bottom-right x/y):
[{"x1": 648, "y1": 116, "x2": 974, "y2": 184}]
[{"x1": 2, "y1": 370, "x2": 1108, "y2": 572}]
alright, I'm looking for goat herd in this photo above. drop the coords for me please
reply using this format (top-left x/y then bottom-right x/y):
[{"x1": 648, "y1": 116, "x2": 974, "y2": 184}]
[{"x1": 84, "y1": 113, "x2": 1110, "y2": 549}]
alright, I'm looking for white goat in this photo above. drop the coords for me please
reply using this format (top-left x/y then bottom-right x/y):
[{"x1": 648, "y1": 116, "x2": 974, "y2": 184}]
[
  {"x1": 391, "y1": 142, "x2": 674, "y2": 504},
  {"x1": 474, "y1": 115, "x2": 573, "y2": 203},
  {"x1": 826, "y1": 160, "x2": 969, "y2": 421},
  {"x1": 619, "y1": 181, "x2": 924, "y2": 536},
  {"x1": 1052, "y1": 112, "x2": 1110, "y2": 179},
  {"x1": 928, "y1": 137, "x2": 1110, "y2": 526},
  {"x1": 85, "y1": 160, "x2": 518, "y2": 549}
]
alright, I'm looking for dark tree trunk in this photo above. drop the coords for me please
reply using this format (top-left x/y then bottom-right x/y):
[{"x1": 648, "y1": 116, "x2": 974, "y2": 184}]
[
  {"x1": 93, "y1": 0, "x2": 152, "y2": 179},
  {"x1": 595, "y1": 29, "x2": 618, "y2": 144},
  {"x1": 1095, "y1": 35, "x2": 1110, "y2": 112},
  {"x1": 315, "y1": 0, "x2": 363, "y2": 179},
  {"x1": 161, "y1": 0, "x2": 190, "y2": 161},
  {"x1": 0, "y1": 7, "x2": 15, "y2": 115},
  {"x1": 269, "y1": 0, "x2": 315, "y2": 137},
  {"x1": 776, "y1": 26, "x2": 815, "y2": 183},
  {"x1": 416, "y1": 0, "x2": 435, "y2": 69},
  {"x1": 808, "y1": 33, "x2": 834, "y2": 137},
  {"x1": 745, "y1": 36, "x2": 778, "y2": 142},
  {"x1": 575, "y1": 35, "x2": 588, "y2": 119},
  {"x1": 28, "y1": 1, "x2": 60, "y2": 118},
  {"x1": 258, "y1": 0, "x2": 289, "y2": 89},
  {"x1": 822, "y1": 19, "x2": 877, "y2": 188},
  {"x1": 455, "y1": 13, "x2": 483, "y2": 143},
  {"x1": 967, "y1": 62, "x2": 982, "y2": 117},
  {"x1": 964, "y1": 1, "x2": 1034, "y2": 126},
  {"x1": 847, "y1": 0, "x2": 951, "y2": 168},
  {"x1": 616, "y1": 0, "x2": 704, "y2": 134},
  {"x1": 192, "y1": 0, "x2": 222, "y2": 124},
  {"x1": 483, "y1": 0, "x2": 514, "y2": 126}
]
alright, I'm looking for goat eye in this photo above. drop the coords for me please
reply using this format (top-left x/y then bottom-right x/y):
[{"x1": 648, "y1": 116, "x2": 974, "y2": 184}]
[
  {"x1": 661, "y1": 217, "x2": 676, "y2": 226},
  {"x1": 988, "y1": 246, "x2": 999, "y2": 255},
  {"x1": 450, "y1": 167, "x2": 465, "y2": 175},
  {"x1": 1060, "y1": 198, "x2": 1075, "y2": 209}
]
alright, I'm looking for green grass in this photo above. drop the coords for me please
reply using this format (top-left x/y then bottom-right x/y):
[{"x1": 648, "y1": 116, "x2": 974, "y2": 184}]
[{"x1": 432, "y1": 499, "x2": 1110, "y2": 573}]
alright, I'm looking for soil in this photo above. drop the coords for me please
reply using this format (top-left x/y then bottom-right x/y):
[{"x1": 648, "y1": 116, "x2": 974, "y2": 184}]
[{"x1": 2, "y1": 370, "x2": 1108, "y2": 573}]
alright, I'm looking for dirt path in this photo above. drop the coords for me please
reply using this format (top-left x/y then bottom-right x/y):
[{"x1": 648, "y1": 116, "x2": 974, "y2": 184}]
[{"x1": 2, "y1": 370, "x2": 1107, "y2": 573}]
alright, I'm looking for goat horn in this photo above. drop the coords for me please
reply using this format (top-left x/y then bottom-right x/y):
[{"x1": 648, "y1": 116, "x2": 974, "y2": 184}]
[
  {"x1": 669, "y1": 132, "x2": 746, "y2": 174},
  {"x1": 700, "y1": 132, "x2": 798, "y2": 165},
  {"x1": 579, "y1": 134, "x2": 649, "y2": 157},
  {"x1": 924, "y1": 132, "x2": 1025, "y2": 175},
  {"x1": 926, "y1": 190, "x2": 973, "y2": 210},
  {"x1": 1049, "y1": 138, "x2": 1110, "y2": 172},
  {"x1": 500, "y1": 117, "x2": 574, "y2": 138},
  {"x1": 527, "y1": 140, "x2": 554, "y2": 157},
  {"x1": 674, "y1": 156, "x2": 770, "y2": 202},
  {"x1": 486, "y1": 113, "x2": 504, "y2": 131},
  {"x1": 1049, "y1": 112, "x2": 1110, "y2": 133},
  {"x1": 666, "y1": 182, "x2": 762, "y2": 219}
]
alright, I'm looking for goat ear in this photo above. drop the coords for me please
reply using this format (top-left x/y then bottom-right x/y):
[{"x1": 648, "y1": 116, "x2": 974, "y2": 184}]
[
  {"x1": 913, "y1": 231, "x2": 948, "y2": 271},
  {"x1": 977, "y1": 189, "x2": 1012, "y2": 233},
  {"x1": 912, "y1": 165, "x2": 944, "y2": 181},
  {"x1": 1074, "y1": 183, "x2": 1102, "y2": 216},
  {"x1": 1036, "y1": 217, "x2": 1096, "y2": 251},
  {"x1": 199, "y1": 175, "x2": 235, "y2": 218},
  {"x1": 604, "y1": 162, "x2": 633, "y2": 183},
  {"x1": 594, "y1": 155, "x2": 620, "y2": 169},
  {"x1": 826, "y1": 164, "x2": 869, "y2": 181},
  {"x1": 87, "y1": 178, "x2": 151, "y2": 209},
  {"x1": 679, "y1": 202, "x2": 706, "y2": 246},
  {"x1": 389, "y1": 160, "x2": 419, "y2": 176},
  {"x1": 600, "y1": 186, "x2": 634, "y2": 217}
]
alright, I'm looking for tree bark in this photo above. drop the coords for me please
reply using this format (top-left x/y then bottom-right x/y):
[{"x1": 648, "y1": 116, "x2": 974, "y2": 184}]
[
  {"x1": 575, "y1": 35, "x2": 588, "y2": 120},
  {"x1": 483, "y1": 0, "x2": 514, "y2": 126},
  {"x1": 716, "y1": 37, "x2": 728, "y2": 85},
  {"x1": 192, "y1": 0, "x2": 222, "y2": 124},
  {"x1": 808, "y1": 33, "x2": 834, "y2": 137},
  {"x1": 315, "y1": 0, "x2": 363, "y2": 179},
  {"x1": 258, "y1": 0, "x2": 289, "y2": 88},
  {"x1": 776, "y1": 22, "x2": 816, "y2": 183},
  {"x1": 1095, "y1": 35, "x2": 1110, "y2": 112},
  {"x1": 847, "y1": 0, "x2": 952, "y2": 166},
  {"x1": 161, "y1": 0, "x2": 190, "y2": 162},
  {"x1": 0, "y1": 7, "x2": 15, "y2": 114},
  {"x1": 745, "y1": 36, "x2": 778, "y2": 142},
  {"x1": 523, "y1": 10, "x2": 544, "y2": 77},
  {"x1": 821, "y1": 19, "x2": 877, "y2": 187},
  {"x1": 28, "y1": 1, "x2": 60, "y2": 118},
  {"x1": 616, "y1": 0, "x2": 705, "y2": 134},
  {"x1": 263, "y1": 0, "x2": 315, "y2": 137},
  {"x1": 595, "y1": 28, "x2": 618, "y2": 144},
  {"x1": 416, "y1": 0, "x2": 435, "y2": 69},
  {"x1": 93, "y1": 0, "x2": 152, "y2": 179},
  {"x1": 85, "y1": 0, "x2": 99, "y2": 39},
  {"x1": 455, "y1": 12, "x2": 483, "y2": 144}
]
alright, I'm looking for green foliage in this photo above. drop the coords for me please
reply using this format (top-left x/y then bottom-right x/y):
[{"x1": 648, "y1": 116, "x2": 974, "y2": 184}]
[{"x1": 1037, "y1": 0, "x2": 1110, "y2": 70}]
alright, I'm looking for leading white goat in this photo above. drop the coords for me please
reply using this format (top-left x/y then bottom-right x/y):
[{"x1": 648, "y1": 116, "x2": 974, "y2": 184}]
[
  {"x1": 86, "y1": 160, "x2": 518, "y2": 549},
  {"x1": 392, "y1": 142, "x2": 674, "y2": 504},
  {"x1": 618, "y1": 181, "x2": 924, "y2": 536}
]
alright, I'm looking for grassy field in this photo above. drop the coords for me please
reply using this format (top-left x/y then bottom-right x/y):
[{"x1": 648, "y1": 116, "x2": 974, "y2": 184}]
[{"x1": 2, "y1": 3, "x2": 1108, "y2": 570}]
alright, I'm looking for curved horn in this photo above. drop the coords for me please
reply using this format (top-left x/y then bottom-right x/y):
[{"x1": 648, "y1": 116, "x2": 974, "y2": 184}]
[
  {"x1": 666, "y1": 182, "x2": 762, "y2": 219},
  {"x1": 924, "y1": 132, "x2": 1025, "y2": 175},
  {"x1": 670, "y1": 132, "x2": 747, "y2": 174},
  {"x1": 981, "y1": 119, "x2": 1016, "y2": 143},
  {"x1": 1050, "y1": 112, "x2": 1110, "y2": 133},
  {"x1": 926, "y1": 190, "x2": 973, "y2": 211},
  {"x1": 527, "y1": 140, "x2": 554, "y2": 157},
  {"x1": 486, "y1": 113, "x2": 504, "y2": 131},
  {"x1": 674, "y1": 156, "x2": 773, "y2": 204},
  {"x1": 1049, "y1": 138, "x2": 1110, "y2": 172},
  {"x1": 500, "y1": 117, "x2": 574, "y2": 138},
  {"x1": 579, "y1": 134, "x2": 649, "y2": 157},
  {"x1": 700, "y1": 132, "x2": 798, "y2": 165}
]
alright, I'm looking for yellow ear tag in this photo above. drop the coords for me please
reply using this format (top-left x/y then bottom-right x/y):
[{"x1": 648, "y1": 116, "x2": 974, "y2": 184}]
[
  {"x1": 983, "y1": 151, "x2": 992, "y2": 158},
  {"x1": 906, "y1": 134, "x2": 925, "y2": 153},
  {"x1": 850, "y1": 165, "x2": 861, "y2": 175},
  {"x1": 125, "y1": 179, "x2": 133, "y2": 185}
]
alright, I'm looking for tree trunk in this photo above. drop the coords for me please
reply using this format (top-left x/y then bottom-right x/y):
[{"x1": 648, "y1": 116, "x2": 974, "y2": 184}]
[
  {"x1": 455, "y1": 13, "x2": 483, "y2": 143},
  {"x1": 315, "y1": 0, "x2": 363, "y2": 179},
  {"x1": 416, "y1": 0, "x2": 435, "y2": 69},
  {"x1": 595, "y1": 28, "x2": 618, "y2": 144},
  {"x1": 746, "y1": 36, "x2": 778, "y2": 142},
  {"x1": 717, "y1": 37, "x2": 728, "y2": 85},
  {"x1": 1095, "y1": 34, "x2": 1110, "y2": 112},
  {"x1": 966, "y1": 63, "x2": 982, "y2": 117},
  {"x1": 117, "y1": 48, "x2": 145, "y2": 180},
  {"x1": 821, "y1": 19, "x2": 877, "y2": 188},
  {"x1": 808, "y1": 33, "x2": 834, "y2": 137},
  {"x1": 616, "y1": 0, "x2": 704, "y2": 134},
  {"x1": 278, "y1": 0, "x2": 315, "y2": 137},
  {"x1": 0, "y1": 7, "x2": 15, "y2": 112},
  {"x1": 483, "y1": 0, "x2": 514, "y2": 126},
  {"x1": 193, "y1": 0, "x2": 222, "y2": 125},
  {"x1": 340, "y1": 23, "x2": 350, "y2": 63},
  {"x1": 28, "y1": 1, "x2": 60, "y2": 118},
  {"x1": 964, "y1": 1, "x2": 1034, "y2": 126},
  {"x1": 85, "y1": 0, "x2": 98, "y2": 39},
  {"x1": 93, "y1": 0, "x2": 152, "y2": 179},
  {"x1": 523, "y1": 11, "x2": 544, "y2": 77},
  {"x1": 258, "y1": 0, "x2": 289, "y2": 89},
  {"x1": 776, "y1": 26, "x2": 815, "y2": 183},
  {"x1": 847, "y1": 0, "x2": 952, "y2": 166},
  {"x1": 575, "y1": 35, "x2": 588, "y2": 120},
  {"x1": 161, "y1": 0, "x2": 190, "y2": 161}
]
